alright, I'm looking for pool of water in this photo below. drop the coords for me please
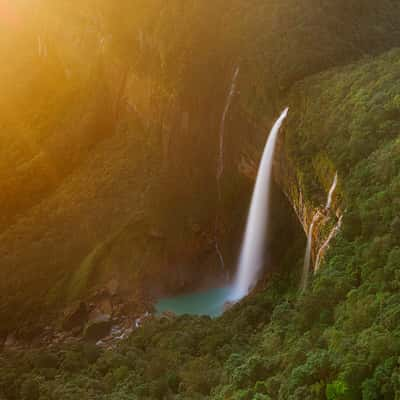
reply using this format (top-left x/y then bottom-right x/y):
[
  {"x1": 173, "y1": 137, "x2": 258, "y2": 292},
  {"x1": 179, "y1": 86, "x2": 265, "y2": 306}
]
[{"x1": 155, "y1": 286, "x2": 233, "y2": 318}]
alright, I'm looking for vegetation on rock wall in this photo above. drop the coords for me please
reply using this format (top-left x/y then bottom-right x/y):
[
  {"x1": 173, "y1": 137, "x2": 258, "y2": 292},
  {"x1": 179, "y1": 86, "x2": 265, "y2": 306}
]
[
  {"x1": 2, "y1": 40, "x2": 400, "y2": 400},
  {"x1": 2, "y1": 1, "x2": 400, "y2": 398},
  {"x1": 2, "y1": 0, "x2": 400, "y2": 332}
]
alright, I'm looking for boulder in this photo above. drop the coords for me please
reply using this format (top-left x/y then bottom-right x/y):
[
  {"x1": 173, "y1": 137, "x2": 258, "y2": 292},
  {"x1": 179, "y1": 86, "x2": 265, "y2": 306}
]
[
  {"x1": 159, "y1": 311, "x2": 176, "y2": 321},
  {"x1": 84, "y1": 314, "x2": 112, "y2": 342},
  {"x1": 88, "y1": 289, "x2": 114, "y2": 317}
]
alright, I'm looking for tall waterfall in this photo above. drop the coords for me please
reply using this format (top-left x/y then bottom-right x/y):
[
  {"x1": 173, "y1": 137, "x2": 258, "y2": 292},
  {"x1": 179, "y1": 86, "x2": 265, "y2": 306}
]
[
  {"x1": 214, "y1": 66, "x2": 240, "y2": 272},
  {"x1": 230, "y1": 108, "x2": 289, "y2": 301}
]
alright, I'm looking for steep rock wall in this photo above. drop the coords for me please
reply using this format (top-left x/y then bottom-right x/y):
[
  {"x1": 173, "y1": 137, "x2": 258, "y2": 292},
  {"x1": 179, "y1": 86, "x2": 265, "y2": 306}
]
[
  {"x1": 236, "y1": 108, "x2": 344, "y2": 274},
  {"x1": 274, "y1": 126, "x2": 343, "y2": 271}
]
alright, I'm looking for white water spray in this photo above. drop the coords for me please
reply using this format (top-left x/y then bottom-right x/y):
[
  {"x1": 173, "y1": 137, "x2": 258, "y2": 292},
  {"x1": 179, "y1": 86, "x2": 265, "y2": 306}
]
[{"x1": 231, "y1": 108, "x2": 289, "y2": 301}]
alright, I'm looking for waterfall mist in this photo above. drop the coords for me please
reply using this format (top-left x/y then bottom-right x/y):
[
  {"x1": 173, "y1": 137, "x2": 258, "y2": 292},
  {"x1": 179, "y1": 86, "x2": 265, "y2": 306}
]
[{"x1": 230, "y1": 108, "x2": 289, "y2": 301}]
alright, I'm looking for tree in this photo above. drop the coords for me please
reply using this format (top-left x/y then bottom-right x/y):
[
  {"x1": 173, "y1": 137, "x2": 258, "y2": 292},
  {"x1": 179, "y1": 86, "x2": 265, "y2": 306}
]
[{"x1": 20, "y1": 377, "x2": 40, "y2": 400}]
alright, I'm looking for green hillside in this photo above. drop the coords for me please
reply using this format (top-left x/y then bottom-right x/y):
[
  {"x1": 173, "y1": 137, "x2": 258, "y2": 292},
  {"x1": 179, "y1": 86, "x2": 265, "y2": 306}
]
[{"x1": 1, "y1": 1, "x2": 400, "y2": 399}]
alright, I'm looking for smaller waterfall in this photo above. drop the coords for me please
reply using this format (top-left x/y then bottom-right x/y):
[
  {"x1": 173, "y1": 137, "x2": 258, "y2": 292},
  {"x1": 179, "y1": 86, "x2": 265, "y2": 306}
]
[
  {"x1": 217, "y1": 66, "x2": 240, "y2": 190},
  {"x1": 215, "y1": 241, "x2": 225, "y2": 271},
  {"x1": 214, "y1": 66, "x2": 240, "y2": 271},
  {"x1": 313, "y1": 173, "x2": 340, "y2": 271},
  {"x1": 315, "y1": 216, "x2": 343, "y2": 271},
  {"x1": 326, "y1": 173, "x2": 338, "y2": 210},
  {"x1": 231, "y1": 108, "x2": 289, "y2": 301},
  {"x1": 301, "y1": 211, "x2": 321, "y2": 291},
  {"x1": 301, "y1": 173, "x2": 339, "y2": 290}
]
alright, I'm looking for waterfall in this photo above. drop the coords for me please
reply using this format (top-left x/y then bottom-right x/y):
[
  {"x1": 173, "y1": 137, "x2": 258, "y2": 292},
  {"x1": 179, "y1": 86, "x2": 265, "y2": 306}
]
[
  {"x1": 300, "y1": 211, "x2": 321, "y2": 291},
  {"x1": 315, "y1": 216, "x2": 343, "y2": 271},
  {"x1": 215, "y1": 241, "x2": 225, "y2": 271},
  {"x1": 301, "y1": 173, "x2": 338, "y2": 290},
  {"x1": 230, "y1": 108, "x2": 289, "y2": 301},
  {"x1": 217, "y1": 66, "x2": 240, "y2": 196},
  {"x1": 214, "y1": 66, "x2": 240, "y2": 271},
  {"x1": 326, "y1": 173, "x2": 338, "y2": 210},
  {"x1": 313, "y1": 173, "x2": 340, "y2": 271}
]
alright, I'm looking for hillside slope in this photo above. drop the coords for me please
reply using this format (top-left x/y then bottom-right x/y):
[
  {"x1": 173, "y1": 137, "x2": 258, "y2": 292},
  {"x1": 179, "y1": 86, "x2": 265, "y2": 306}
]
[
  {"x1": 2, "y1": 0, "x2": 400, "y2": 336},
  {"x1": 2, "y1": 45, "x2": 400, "y2": 400}
]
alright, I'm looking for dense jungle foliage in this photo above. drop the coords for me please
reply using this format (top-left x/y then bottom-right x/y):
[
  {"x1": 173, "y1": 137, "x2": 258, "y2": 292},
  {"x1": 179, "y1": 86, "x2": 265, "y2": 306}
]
[
  {"x1": 2, "y1": 1, "x2": 400, "y2": 399},
  {"x1": 2, "y1": 44, "x2": 400, "y2": 400},
  {"x1": 1, "y1": 0, "x2": 400, "y2": 332}
]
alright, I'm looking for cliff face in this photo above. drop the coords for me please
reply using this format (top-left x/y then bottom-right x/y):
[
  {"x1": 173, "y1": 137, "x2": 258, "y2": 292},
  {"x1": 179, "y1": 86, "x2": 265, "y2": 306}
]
[
  {"x1": 237, "y1": 117, "x2": 343, "y2": 274},
  {"x1": 0, "y1": 58, "x2": 232, "y2": 337},
  {"x1": 237, "y1": 48, "x2": 400, "y2": 278},
  {"x1": 0, "y1": 11, "x2": 246, "y2": 338},
  {"x1": 3, "y1": 1, "x2": 400, "y2": 342},
  {"x1": 274, "y1": 124, "x2": 343, "y2": 272}
]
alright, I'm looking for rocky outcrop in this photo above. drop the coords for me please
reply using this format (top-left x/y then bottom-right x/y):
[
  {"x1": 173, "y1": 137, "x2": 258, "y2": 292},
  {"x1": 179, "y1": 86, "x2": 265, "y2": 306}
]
[
  {"x1": 275, "y1": 124, "x2": 344, "y2": 271},
  {"x1": 83, "y1": 314, "x2": 112, "y2": 342}
]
